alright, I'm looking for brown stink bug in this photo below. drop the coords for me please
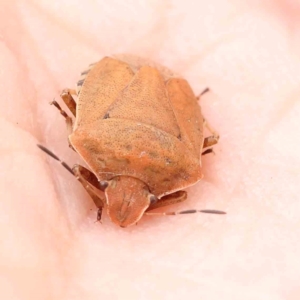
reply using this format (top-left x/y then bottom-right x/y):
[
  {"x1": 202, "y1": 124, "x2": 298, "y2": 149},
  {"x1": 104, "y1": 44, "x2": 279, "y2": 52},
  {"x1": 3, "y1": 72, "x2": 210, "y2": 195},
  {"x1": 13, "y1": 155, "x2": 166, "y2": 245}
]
[{"x1": 39, "y1": 54, "x2": 225, "y2": 227}]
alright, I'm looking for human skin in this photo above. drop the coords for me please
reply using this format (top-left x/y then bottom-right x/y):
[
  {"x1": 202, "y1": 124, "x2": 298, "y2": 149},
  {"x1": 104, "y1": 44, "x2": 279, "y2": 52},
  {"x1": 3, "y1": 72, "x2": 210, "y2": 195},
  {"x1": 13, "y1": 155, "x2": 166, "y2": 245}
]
[{"x1": 1, "y1": 0, "x2": 300, "y2": 299}]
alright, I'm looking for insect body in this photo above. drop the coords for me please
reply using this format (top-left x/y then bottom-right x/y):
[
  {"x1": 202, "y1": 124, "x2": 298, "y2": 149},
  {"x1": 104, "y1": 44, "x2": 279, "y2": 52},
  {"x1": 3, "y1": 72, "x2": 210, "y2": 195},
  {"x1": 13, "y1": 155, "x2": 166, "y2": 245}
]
[{"x1": 41, "y1": 55, "x2": 223, "y2": 227}]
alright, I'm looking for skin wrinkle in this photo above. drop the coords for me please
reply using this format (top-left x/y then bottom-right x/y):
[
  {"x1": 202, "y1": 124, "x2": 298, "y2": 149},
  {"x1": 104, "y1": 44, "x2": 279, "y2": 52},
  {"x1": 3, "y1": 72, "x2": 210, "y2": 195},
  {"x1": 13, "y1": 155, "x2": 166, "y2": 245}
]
[
  {"x1": 0, "y1": 3, "x2": 56, "y2": 140},
  {"x1": 29, "y1": 1, "x2": 100, "y2": 53},
  {"x1": 1, "y1": 1, "x2": 300, "y2": 300},
  {"x1": 1, "y1": 4, "x2": 93, "y2": 236},
  {"x1": 4, "y1": 10, "x2": 40, "y2": 122},
  {"x1": 16, "y1": 5, "x2": 67, "y2": 98}
]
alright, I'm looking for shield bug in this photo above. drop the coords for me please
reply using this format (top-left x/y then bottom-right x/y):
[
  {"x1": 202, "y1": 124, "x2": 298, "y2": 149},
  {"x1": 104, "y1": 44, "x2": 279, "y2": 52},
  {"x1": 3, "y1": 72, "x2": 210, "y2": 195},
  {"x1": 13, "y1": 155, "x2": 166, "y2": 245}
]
[{"x1": 39, "y1": 54, "x2": 225, "y2": 227}]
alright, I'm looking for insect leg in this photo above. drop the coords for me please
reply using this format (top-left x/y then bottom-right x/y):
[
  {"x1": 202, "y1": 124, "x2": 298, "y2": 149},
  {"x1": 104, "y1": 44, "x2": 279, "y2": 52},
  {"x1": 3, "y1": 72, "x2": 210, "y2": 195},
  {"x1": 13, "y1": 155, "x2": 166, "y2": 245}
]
[
  {"x1": 72, "y1": 165, "x2": 106, "y2": 222},
  {"x1": 37, "y1": 145, "x2": 105, "y2": 222},
  {"x1": 146, "y1": 191, "x2": 187, "y2": 211},
  {"x1": 145, "y1": 189, "x2": 226, "y2": 216},
  {"x1": 201, "y1": 148, "x2": 214, "y2": 156},
  {"x1": 203, "y1": 135, "x2": 219, "y2": 149},
  {"x1": 50, "y1": 99, "x2": 73, "y2": 136},
  {"x1": 60, "y1": 89, "x2": 77, "y2": 117},
  {"x1": 146, "y1": 191, "x2": 226, "y2": 215},
  {"x1": 202, "y1": 117, "x2": 219, "y2": 154},
  {"x1": 203, "y1": 117, "x2": 219, "y2": 141}
]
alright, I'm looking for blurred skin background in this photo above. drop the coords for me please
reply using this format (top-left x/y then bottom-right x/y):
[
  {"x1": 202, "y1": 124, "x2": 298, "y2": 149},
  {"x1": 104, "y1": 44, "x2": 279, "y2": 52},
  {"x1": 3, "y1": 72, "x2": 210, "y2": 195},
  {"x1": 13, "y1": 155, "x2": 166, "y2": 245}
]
[{"x1": 0, "y1": 1, "x2": 300, "y2": 299}]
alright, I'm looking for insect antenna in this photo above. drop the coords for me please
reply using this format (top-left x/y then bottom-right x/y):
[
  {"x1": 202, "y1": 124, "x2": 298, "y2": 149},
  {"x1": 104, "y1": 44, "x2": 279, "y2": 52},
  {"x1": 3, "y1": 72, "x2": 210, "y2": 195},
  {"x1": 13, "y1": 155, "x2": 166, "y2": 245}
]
[
  {"x1": 145, "y1": 209, "x2": 226, "y2": 216},
  {"x1": 37, "y1": 144, "x2": 74, "y2": 175}
]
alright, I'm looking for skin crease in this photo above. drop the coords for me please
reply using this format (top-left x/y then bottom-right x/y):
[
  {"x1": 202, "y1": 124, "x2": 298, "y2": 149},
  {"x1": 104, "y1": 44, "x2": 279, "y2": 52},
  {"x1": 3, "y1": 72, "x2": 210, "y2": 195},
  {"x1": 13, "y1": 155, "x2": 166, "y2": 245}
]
[{"x1": 1, "y1": 0, "x2": 300, "y2": 299}]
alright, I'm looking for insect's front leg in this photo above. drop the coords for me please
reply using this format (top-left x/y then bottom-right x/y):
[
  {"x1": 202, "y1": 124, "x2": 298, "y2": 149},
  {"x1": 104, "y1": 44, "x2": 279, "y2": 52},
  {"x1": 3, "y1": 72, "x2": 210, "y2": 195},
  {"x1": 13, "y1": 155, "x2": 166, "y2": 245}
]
[
  {"x1": 37, "y1": 145, "x2": 106, "y2": 222},
  {"x1": 146, "y1": 191, "x2": 187, "y2": 211},
  {"x1": 72, "y1": 165, "x2": 106, "y2": 222},
  {"x1": 145, "y1": 190, "x2": 226, "y2": 216}
]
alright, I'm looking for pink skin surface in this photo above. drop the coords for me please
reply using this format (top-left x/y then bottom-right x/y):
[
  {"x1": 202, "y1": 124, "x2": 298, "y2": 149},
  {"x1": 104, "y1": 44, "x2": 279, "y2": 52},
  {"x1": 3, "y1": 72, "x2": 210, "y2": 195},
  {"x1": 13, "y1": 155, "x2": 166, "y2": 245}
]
[{"x1": 1, "y1": 1, "x2": 300, "y2": 299}]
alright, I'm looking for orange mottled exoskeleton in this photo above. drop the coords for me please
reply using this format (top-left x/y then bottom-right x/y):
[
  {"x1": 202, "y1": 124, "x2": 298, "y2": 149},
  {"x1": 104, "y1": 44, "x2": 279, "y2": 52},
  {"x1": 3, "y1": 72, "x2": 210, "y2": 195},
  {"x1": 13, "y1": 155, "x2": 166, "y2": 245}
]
[{"x1": 39, "y1": 54, "x2": 224, "y2": 227}]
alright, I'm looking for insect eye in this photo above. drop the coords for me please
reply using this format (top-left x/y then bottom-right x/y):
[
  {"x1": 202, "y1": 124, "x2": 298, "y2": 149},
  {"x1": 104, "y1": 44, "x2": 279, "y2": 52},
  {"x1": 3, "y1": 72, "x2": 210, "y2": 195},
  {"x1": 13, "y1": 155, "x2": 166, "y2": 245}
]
[
  {"x1": 149, "y1": 194, "x2": 158, "y2": 205},
  {"x1": 99, "y1": 181, "x2": 108, "y2": 191}
]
